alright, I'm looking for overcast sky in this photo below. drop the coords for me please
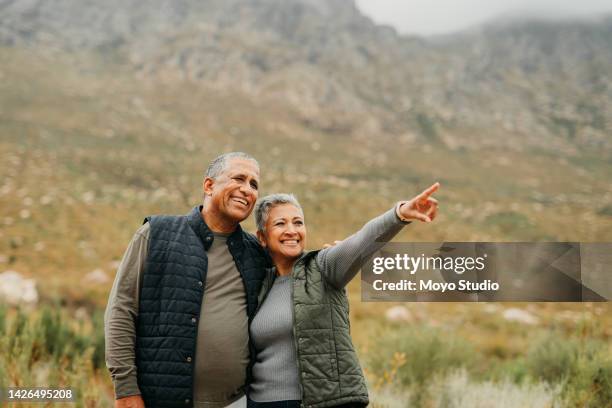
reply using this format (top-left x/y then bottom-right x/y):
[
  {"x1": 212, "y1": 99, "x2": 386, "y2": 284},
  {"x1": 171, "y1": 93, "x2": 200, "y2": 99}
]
[{"x1": 355, "y1": 0, "x2": 612, "y2": 36}]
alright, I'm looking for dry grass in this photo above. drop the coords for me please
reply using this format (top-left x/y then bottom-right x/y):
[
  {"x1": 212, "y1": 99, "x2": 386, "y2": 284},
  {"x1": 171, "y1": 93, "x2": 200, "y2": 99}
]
[
  {"x1": 1, "y1": 47, "x2": 611, "y2": 406},
  {"x1": 353, "y1": 302, "x2": 611, "y2": 407}
]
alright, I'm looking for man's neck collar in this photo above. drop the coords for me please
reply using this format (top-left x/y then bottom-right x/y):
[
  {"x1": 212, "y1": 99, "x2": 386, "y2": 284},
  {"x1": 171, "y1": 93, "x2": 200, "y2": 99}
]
[
  {"x1": 200, "y1": 204, "x2": 238, "y2": 234},
  {"x1": 187, "y1": 206, "x2": 243, "y2": 251}
]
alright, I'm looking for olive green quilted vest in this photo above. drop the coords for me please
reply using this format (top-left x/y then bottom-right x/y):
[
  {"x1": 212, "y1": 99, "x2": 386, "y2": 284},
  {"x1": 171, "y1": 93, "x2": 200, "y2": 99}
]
[{"x1": 258, "y1": 250, "x2": 369, "y2": 408}]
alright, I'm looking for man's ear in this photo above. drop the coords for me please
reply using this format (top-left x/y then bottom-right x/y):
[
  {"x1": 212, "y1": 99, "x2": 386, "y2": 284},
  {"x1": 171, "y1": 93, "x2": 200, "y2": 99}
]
[
  {"x1": 256, "y1": 230, "x2": 267, "y2": 248},
  {"x1": 203, "y1": 177, "x2": 214, "y2": 197}
]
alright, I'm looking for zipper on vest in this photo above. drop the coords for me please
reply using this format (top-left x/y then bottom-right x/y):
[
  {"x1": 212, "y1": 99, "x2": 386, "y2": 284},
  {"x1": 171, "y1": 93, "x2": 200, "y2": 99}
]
[
  {"x1": 291, "y1": 267, "x2": 306, "y2": 408},
  {"x1": 190, "y1": 279, "x2": 205, "y2": 408}
]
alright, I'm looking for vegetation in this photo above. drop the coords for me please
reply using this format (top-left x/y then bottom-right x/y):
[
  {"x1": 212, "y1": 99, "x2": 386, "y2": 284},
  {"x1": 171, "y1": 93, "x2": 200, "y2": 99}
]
[
  {"x1": 1, "y1": 302, "x2": 609, "y2": 407},
  {"x1": 0, "y1": 304, "x2": 111, "y2": 407},
  {"x1": 0, "y1": 39, "x2": 610, "y2": 407},
  {"x1": 361, "y1": 303, "x2": 611, "y2": 407}
]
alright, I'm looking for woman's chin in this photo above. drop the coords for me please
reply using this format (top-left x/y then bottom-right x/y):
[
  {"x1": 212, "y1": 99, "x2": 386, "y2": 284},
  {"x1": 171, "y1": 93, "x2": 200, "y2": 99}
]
[{"x1": 280, "y1": 248, "x2": 303, "y2": 260}]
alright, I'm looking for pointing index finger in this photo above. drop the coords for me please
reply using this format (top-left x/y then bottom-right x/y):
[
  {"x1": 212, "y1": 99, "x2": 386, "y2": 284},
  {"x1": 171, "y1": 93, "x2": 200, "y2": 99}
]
[{"x1": 417, "y1": 182, "x2": 440, "y2": 201}]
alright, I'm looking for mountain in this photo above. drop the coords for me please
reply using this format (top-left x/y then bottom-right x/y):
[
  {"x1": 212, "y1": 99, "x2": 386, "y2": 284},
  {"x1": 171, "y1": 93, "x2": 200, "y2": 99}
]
[
  {"x1": 0, "y1": 0, "x2": 612, "y2": 154},
  {"x1": 2, "y1": 0, "x2": 612, "y2": 302},
  {"x1": 1, "y1": 0, "x2": 611, "y2": 153}
]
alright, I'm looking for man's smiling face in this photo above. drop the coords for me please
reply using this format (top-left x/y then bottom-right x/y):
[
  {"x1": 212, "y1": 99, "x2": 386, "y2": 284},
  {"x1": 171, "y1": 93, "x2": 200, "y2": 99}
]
[{"x1": 207, "y1": 157, "x2": 260, "y2": 223}]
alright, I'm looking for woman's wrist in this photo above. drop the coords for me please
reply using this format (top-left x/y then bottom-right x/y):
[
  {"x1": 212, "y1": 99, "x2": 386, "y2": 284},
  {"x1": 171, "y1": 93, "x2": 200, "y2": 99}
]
[{"x1": 395, "y1": 201, "x2": 412, "y2": 223}]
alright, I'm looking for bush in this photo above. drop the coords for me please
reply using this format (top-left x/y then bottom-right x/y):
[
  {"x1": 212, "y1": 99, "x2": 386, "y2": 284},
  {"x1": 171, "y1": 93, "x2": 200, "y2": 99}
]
[
  {"x1": 526, "y1": 334, "x2": 612, "y2": 407},
  {"x1": 431, "y1": 369, "x2": 560, "y2": 408},
  {"x1": 562, "y1": 358, "x2": 612, "y2": 408},
  {"x1": 0, "y1": 305, "x2": 114, "y2": 407},
  {"x1": 91, "y1": 309, "x2": 106, "y2": 370},
  {"x1": 488, "y1": 358, "x2": 530, "y2": 385},
  {"x1": 484, "y1": 211, "x2": 532, "y2": 234},
  {"x1": 38, "y1": 306, "x2": 88, "y2": 366},
  {"x1": 590, "y1": 363, "x2": 612, "y2": 407},
  {"x1": 367, "y1": 326, "x2": 478, "y2": 406},
  {"x1": 526, "y1": 335, "x2": 580, "y2": 383},
  {"x1": 597, "y1": 205, "x2": 612, "y2": 217},
  {"x1": 0, "y1": 304, "x2": 6, "y2": 336}
]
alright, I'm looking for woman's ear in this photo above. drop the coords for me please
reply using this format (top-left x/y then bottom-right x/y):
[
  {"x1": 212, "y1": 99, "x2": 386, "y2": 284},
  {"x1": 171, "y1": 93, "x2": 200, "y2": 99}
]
[{"x1": 256, "y1": 230, "x2": 267, "y2": 248}]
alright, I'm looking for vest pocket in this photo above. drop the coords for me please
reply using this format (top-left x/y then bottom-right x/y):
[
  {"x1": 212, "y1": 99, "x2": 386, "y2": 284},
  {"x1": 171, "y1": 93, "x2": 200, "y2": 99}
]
[
  {"x1": 301, "y1": 355, "x2": 340, "y2": 404},
  {"x1": 330, "y1": 337, "x2": 341, "y2": 381}
]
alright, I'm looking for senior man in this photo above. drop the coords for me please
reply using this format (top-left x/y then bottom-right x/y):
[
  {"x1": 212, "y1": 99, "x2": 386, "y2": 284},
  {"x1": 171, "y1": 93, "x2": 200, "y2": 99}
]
[{"x1": 105, "y1": 152, "x2": 268, "y2": 408}]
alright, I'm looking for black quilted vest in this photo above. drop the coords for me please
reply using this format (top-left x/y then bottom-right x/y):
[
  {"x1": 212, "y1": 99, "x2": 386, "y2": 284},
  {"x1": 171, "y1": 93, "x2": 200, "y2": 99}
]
[{"x1": 135, "y1": 206, "x2": 267, "y2": 408}]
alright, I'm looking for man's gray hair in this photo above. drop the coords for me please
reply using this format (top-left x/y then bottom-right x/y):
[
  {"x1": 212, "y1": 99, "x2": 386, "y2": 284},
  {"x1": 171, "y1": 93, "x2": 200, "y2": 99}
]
[
  {"x1": 255, "y1": 193, "x2": 303, "y2": 232},
  {"x1": 205, "y1": 152, "x2": 259, "y2": 179}
]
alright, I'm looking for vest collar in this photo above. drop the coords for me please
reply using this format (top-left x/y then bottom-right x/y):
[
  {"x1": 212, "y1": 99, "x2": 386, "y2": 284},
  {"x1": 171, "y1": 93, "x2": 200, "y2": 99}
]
[
  {"x1": 186, "y1": 205, "x2": 245, "y2": 251},
  {"x1": 294, "y1": 250, "x2": 319, "y2": 266}
]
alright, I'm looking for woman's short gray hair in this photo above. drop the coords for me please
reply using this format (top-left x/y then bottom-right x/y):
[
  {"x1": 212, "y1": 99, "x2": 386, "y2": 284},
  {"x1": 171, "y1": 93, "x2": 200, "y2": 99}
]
[{"x1": 255, "y1": 193, "x2": 303, "y2": 232}]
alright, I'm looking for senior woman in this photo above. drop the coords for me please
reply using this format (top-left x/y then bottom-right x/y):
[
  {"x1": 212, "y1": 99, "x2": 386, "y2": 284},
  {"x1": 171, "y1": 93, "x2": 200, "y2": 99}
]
[{"x1": 248, "y1": 183, "x2": 440, "y2": 408}]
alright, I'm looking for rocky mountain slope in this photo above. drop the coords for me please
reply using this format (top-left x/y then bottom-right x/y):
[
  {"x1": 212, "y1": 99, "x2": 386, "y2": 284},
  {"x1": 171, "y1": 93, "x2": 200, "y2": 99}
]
[
  {"x1": 1, "y1": 0, "x2": 611, "y2": 153},
  {"x1": 1, "y1": 0, "x2": 612, "y2": 304}
]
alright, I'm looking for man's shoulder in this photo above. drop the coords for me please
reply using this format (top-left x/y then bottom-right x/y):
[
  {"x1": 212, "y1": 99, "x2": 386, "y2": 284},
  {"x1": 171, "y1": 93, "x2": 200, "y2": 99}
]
[
  {"x1": 241, "y1": 230, "x2": 259, "y2": 245},
  {"x1": 144, "y1": 212, "x2": 188, "y2": 228},
  {"x1": 143, "y1": 213, "x2": 192, "y2": 240},
  {"x1": 134, "y1": 221, "x2": 151, "y2": 237},
  {"x1": 145, "y1": 206, "x2": 199, "y2": 228},
  {"x1": 238, "y1": 230, "x2": 270, "y2": 265},
  {"x1": 240, "y1": 230, "x2": 265, "y2": 252}
]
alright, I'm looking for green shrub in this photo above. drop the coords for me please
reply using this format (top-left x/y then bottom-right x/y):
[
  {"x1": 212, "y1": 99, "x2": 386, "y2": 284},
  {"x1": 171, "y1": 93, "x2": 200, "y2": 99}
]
[
  {"x1": 8, "y1": 308, "x2": 27, "y2": 353},
  {"x1": 368, "y1": 326, "x2": 478, "y2": 406},
  {"x1": 90, "y1": 309, "x2": 106, "y2": 370},
  {"x1": 526, "y1": 335, "x2": 580, "y2": 383},
  {"x1": 562, "y1": 357, "x2": 612, "y2": 407},
  {"x1": 598, "y1": 205, "x2": 612, "y2": 217},
  {"x1": 0, "y1": 304, "x2": 114, "y2": 406},
  {"x1": 484, "y1": 211, "x2": 532, "y2": 234},
  {"x1": 40, "y1": 307, "x2": 62, "y2": 357},
  {"x1": 488, "y1": 358, "x2": 530, "y2": 385},
  {"x1": 526, "y1": 334, "x2": 612, "y2": 407},
  {"x1": 590, "y1": 362, "x2": 612, "y2": 407},
  {"x1": 4, "y1": 306, "x2": 93, "y2": 372},
  {"x1": 0, "y1": 304, "x2": 6, "y2": 336},
  {"x1": 415, "y1": 113, "x2": 438, "y2": 139}
]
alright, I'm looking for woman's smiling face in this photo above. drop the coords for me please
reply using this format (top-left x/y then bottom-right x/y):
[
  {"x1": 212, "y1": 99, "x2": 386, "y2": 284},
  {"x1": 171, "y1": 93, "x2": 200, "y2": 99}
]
[{"x1": 260, "y1": 204, "x2": 306, "y2": 262}]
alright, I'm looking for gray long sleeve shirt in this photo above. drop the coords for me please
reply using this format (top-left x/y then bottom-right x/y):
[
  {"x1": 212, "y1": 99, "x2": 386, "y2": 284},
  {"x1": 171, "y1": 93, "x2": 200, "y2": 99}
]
[
  {"x1": 104, "y1": 223, "x2": 250, "y2": 407},
  {"x1": 249, "y1": 206, "x2": 408, "y2": 402},
  {"x1": 104, "y1": 223, "x2": 149, "y2": 399}
]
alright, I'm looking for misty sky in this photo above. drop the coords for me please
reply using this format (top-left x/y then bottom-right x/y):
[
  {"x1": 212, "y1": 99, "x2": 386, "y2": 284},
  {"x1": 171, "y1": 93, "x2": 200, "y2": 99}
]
[{"x1": 355, "y1": 0, "x2": 612, "y2": 36}]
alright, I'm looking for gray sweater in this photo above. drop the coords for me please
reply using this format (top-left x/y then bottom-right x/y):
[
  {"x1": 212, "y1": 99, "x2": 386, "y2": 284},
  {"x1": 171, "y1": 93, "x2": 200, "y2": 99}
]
[{"x1": 249, "y1": 207, "x2": 408, "y2": 402}]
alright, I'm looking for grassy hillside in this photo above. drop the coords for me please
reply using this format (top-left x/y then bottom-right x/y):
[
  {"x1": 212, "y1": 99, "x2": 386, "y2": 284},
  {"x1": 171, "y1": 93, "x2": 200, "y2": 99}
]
[
  {"x1": 1, "y1": 47, "x2": 611, "y2": 407},
  {"x1": 1, "y1": 48, "x2": 611, "y2": 305}
]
